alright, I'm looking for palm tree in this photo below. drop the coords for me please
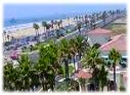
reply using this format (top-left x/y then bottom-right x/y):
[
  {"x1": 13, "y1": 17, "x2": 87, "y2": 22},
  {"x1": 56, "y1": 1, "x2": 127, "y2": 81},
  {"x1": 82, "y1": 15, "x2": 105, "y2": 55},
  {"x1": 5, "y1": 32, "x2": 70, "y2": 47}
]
[
  {"x1": 102, "y1": 11, "x2": 108, "y2": 26},
  {"x1": 69, "y1": 36, "x2": 90, "y2": 70},
  {"x1": 4, "y1": 54, "x2": 41, "y2": 91},
  {"x1": 59, "y1": 39, "x2": 71, "y2": 80},
  {"x1": 42, "y1": 21, "x2": 47, "y2": 32},
  {"x1": 7, "y1": 34, "x2": 10, "y2": 42},
  {"x1": 69, "y1": 39, "x2": 78, "y2": 71},
  {"x1": 51, "y1": 20, "x2": 54, "y2": 30},
  {"x1": 45, "y1": 24, "x2": 51, "y2": 39},
  {"x1": 73, "y1": 35, "x2": 89, "y2": 60},
  {"x1": 77, "y1": 22, "x2": 82, "y2": 35},
  {"x1": 84, "y1": 19, "x2": 89, "y2": 29},
  {"x1": 98, "y1": 65, "x2": 108, "y2": 91},
  {"x1": 59, "y1": 20, "x2": 63, "y2": 27},
  {"x1": 82, "y1": 46, "x2": 104, "y2": 91},
  {"x1": 108, "y1": 48, "x2": 121, "y2": 91},
  {"x1": 90, "y1": 18, "x2": 93, "y2": 29},
  {"x1": 75, "y1": 16, "x2": 78, "y2": 22},
  {"x1": 57, "y1": 20, "x2": 62, "y2": 29},
  {"x1": 78, "y1": 16, "x2": 81, "y2": 22},
  {"x1": 54, "y1": 20, "x2": 58, "y2": 29},
  {"x1": 33, "y1": 23, "x2": 40, "y2": 42},
  {"x1": 3, "y1": 30, "x2": 6, "y2": 42}
]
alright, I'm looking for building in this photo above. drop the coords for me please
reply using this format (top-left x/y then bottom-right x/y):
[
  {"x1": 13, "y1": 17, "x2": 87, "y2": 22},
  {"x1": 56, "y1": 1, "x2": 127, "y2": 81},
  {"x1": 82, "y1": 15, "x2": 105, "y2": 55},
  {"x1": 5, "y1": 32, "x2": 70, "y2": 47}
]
[
  {"x1": 99, "y1": 34, "x2": 127, "y2": 57},
  {"x1": 99, "y1": 34, "x2": 127, "y2": 90}
]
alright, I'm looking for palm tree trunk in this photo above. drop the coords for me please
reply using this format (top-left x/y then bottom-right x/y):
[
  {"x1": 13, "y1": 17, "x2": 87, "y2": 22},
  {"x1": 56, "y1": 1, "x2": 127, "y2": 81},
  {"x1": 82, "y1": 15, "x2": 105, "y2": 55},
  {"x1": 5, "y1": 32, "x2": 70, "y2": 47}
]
[
  {"x1": 35, "y1": 30, "x2": 38, "y2": 42},
  {"x1": 80, "y1": 79, "x2": 86, "y2": 91},
  {"x1": 103, "y1": 16, "x2": 106, "y2": 26},
  {"x1": 64, "y1": 59, "x2": 69, "y2": 80},
  {"x1": 78, "y1": 51, "x2": 82, "y2": 60},
  {"x1": 113, "y1": 64, "x2": 117, "y2": 91},
  {"x1": 78, "y1": 29, "x2": 81, "y2": 36},
  {"x1": 50, "y1": 76, "x2": 55, "y2": 91},
  {"x1": 99, "y1": 81, "x2": 104, "y2": 91},
  {"x1": 101, "y1": 85, "x2": 104, "y2": 91},
  {"x1": 73, "y1": 55, "x2": 76, "y2": 71},
  {"x1": 37, "y1": 30, "x2": 40, "y2": 42}
]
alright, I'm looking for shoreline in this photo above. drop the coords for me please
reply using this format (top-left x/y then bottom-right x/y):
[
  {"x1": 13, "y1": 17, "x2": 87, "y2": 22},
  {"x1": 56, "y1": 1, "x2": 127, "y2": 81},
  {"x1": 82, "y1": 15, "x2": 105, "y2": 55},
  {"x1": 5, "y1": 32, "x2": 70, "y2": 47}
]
[
  {"x1": 3, "y1": 17, "x2": 75, "y2": 40},
  {"x1": 4, "y1": 17, "x2": 75, "y2": 31}
]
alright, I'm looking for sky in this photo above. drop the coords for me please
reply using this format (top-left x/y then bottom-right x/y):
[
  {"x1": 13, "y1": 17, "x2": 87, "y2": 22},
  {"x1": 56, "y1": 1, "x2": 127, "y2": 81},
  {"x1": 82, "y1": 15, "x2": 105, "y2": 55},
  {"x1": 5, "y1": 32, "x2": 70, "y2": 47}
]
[{"x1": 4, "y1": 4, "x2": 126, "y2": 20}]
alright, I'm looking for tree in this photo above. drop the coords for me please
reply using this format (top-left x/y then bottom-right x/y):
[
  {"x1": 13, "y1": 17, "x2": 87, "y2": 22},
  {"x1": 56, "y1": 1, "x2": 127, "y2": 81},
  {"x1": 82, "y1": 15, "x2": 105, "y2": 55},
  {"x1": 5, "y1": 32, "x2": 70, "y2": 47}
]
[
  {"x1": 33, "y1": 23, "x2": 40, "y2": 42},
  {"x1": 42, "y1": 21, "x2": 47, "y2": 32},
  {"x1": 57, "y1": 21, "x2": 61, "y2": 29},
  {"x1": 3, "y1": 55, "x2": 34, "y2": 91},
  {"x1": 98, "y1": 65, "x2": 108, "y2": 91},
  {"x1": 45, "y1": 24, "x2": 51, "y2": 39},
  {"x1": 59, "y1": 20, "x2": 63, "y2": 27},
  {"x1": 102, "y1": 11, "x2": 107, "y2": 26},
  {"x1": 69, "y1": 39, "x2": 78, "y2": 71},
  {"x1": 77, "y1": 22, "x2": 82, "y2": 35},
  {"x1": 17, "y1": 55, "x2": 34, "y2": 91},
  {"x1": 7, "y1": 34, "x2": 10, "y2": 42},
  {"x1": 84, "y1": 19, "x2": 89, "y2": 28},
  {"x1": 75, "y1": 16, "x2": 78, "y2": 22},
  {"x1": 51, "y1": 20, "x2": 54, "y2": 30},
  {"x1": 3, "y1": 30, "x2": 6, "y2": 42},
  {"x1": 59, "y1": 39, "x2": 71, "y2": 80},
  {"x1": 54, "y1": 20, "x2": 58, "y2": 29},
  {"x1": 74, "y1": 35, "x2": 86, "y2": 59},
  {"x1": 37, "y1": 41, "x2": 63, "y2": 91},
  {"x1": 82, "y1": 45, "x2": 104, "y2": 91},
  {"x1": 108, "y1": 48, "x2": 121, "y2": 91},
  {"x1": 4, "y1": 62, "x2": 16, "y2": 91}
]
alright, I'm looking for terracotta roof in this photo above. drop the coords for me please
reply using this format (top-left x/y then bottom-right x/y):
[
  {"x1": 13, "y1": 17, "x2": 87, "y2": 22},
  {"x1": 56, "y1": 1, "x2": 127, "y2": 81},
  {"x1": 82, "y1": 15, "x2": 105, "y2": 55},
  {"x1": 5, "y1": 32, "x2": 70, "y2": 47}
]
[
  {"x1": 75, "y1": 69, "x2": 92, "y2": 79},
  {"x1": 111, "y1": 34, "x2": 126, "y2": 40},
  {"x1": 87, "y1": 28, "x2": 111, "y2": 35},
  {"x1": 100, "y1": 34, "x2": 126, "y2": 51}
]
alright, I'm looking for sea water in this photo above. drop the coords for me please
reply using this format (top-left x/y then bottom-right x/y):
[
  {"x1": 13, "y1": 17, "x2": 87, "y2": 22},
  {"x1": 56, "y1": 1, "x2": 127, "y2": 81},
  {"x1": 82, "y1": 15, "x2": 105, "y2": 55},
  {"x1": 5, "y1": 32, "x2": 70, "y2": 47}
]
[{"x1": 3, "y1": 14, "x2": 71, "y2": 31}]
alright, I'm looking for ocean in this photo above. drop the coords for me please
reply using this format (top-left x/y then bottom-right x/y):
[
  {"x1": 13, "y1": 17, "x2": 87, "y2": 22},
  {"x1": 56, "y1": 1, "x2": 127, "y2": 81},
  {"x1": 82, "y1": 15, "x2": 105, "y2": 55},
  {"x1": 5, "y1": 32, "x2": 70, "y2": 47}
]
[
  {"x1": 4, "y1": 4, "x2": 126, "y2": 28},
  {"x1": 4, "y1": 14, "x2": 74, "y2": 28}
]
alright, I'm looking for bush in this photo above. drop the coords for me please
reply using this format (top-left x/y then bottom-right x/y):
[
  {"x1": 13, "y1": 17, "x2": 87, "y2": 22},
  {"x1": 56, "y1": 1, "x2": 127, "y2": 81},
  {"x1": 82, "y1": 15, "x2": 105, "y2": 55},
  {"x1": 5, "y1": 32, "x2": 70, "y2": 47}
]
[{"x1": 119, "y1": 86, "x2": 126, "y2": 91}]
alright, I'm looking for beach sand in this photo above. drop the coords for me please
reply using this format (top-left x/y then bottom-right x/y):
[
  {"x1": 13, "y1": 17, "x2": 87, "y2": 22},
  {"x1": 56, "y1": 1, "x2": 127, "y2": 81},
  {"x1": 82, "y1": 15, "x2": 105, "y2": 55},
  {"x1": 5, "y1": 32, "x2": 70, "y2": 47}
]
[{"x1": 5, "y1": 18, "x2": 76, "y2": 40}]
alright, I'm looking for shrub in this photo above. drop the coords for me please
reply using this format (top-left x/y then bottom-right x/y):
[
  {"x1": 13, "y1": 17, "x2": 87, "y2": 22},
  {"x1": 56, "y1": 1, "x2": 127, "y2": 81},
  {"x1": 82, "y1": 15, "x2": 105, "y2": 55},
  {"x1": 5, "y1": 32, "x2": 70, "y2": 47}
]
[{"x1": 119, "y1": 86, "x2": 126, "y2": 91}]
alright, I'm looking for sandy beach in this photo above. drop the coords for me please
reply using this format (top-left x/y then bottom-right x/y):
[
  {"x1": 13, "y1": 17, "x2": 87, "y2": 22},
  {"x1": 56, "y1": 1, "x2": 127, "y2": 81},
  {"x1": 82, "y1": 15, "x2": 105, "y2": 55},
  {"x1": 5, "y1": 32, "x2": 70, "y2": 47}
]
[{"x1": 4, "y1": 18, "x2": 76, "y2": 40}]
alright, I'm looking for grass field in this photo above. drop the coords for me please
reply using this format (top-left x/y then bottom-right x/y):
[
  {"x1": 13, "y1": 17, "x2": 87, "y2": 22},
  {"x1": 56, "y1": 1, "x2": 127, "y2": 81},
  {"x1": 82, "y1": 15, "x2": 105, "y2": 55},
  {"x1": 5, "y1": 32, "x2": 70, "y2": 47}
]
[{"x1": 105, "y1": 23, "x2": 126, "y2": 37}]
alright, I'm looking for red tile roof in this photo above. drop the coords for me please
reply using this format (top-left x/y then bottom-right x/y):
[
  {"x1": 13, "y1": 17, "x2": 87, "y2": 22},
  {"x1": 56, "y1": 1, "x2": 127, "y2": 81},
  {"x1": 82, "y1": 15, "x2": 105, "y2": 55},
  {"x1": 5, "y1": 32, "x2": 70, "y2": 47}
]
[
  {"x1": 75, "y1": 69, "x2": 92, "y2": 79},
  {"x1": 87, "y1": 28, "x2": 111, "y2": 35},
  {"x1": 100, "y1": 34, "x2": 126, "y2": 51}
]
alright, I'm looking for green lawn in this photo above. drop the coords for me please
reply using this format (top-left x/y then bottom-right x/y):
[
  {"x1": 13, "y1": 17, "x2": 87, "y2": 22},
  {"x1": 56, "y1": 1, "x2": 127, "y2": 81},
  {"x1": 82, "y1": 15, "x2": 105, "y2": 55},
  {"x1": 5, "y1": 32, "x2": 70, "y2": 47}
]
[{"x1": 105, "y1": 23, "x2": 126, "y2": 36}]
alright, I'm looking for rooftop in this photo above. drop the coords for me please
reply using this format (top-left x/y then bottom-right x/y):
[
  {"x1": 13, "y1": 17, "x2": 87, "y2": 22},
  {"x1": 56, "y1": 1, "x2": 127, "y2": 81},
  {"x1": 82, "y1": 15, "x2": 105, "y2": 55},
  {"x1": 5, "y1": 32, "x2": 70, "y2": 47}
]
[
  {"x1": 100, "y1": 34, "x2": 126, "y2": 51},
  {"x1": 87, "y1": 28, "x2": 111, "y2": 35}
]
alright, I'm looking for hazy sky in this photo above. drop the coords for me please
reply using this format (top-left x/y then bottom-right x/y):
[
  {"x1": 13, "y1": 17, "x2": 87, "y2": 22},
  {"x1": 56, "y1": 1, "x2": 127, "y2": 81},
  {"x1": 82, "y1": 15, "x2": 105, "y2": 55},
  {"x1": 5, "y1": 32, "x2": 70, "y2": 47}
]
[{"x1": 4, "y1": 4, "x2": 126, "y2": 19}]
